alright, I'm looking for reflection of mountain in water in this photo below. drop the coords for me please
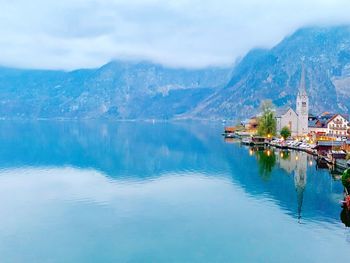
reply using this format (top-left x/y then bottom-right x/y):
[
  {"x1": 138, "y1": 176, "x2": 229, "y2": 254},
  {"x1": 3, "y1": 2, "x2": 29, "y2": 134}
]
[
  {"x1": 0, "y1": 121, "x2": 343, "y2": 223},
  {"x1": 0, "y1": 121, "x2": 230, "y2": 177}
]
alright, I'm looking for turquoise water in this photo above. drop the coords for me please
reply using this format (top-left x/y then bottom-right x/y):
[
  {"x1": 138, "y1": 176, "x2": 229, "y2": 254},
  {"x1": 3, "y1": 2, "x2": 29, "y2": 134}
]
[{"x1": 0, "y1": 121, "x2": 349, "y2": 262}]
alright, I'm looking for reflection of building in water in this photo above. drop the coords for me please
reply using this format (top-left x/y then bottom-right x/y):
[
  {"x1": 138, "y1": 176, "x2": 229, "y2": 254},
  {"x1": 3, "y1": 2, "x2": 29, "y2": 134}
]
[
  {"x1": 277, "y1": 150, "x2": 308, "y2": 222},
  {"x1": 278, "y1": 151, "x2": 298, "y2": 174},
  {"x1": 294, "y1": 152, "x2": 307, "y2": 222}
]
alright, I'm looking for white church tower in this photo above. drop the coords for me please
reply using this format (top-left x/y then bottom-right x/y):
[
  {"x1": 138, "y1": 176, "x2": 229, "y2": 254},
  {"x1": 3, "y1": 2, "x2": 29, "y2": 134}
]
[{"x1": 296, "y1": 66, "x2": 309, "y2": 136}]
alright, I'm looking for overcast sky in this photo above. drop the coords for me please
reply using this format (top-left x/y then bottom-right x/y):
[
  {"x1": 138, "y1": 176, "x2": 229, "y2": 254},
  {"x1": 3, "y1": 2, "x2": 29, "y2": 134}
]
[{"x1": 1, "y1": 0, "x2": 350, "y2": 70}]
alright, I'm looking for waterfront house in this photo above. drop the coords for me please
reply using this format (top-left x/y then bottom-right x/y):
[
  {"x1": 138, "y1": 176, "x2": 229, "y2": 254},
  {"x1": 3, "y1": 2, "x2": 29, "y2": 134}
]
[
  {"x1": 325, "y1": 114, "x2": 349, "y2": 137},
  {"x1": 308, "y1": 119, "x2": 327, "y2": 136},
  {"x1": 309, "y1": 113, "x2": 350, "y2": 138},
  {"x1": 315, "y1": 140, "x2": 344, "y2": 156},
  {"x1": 244, "y1": 116, "x2": 259, "y2": 133}
]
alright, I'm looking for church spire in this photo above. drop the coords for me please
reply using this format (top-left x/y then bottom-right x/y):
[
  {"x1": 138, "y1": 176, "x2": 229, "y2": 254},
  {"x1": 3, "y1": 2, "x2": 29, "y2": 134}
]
[
  {"x1": 296, "y1": 62, "x2": 309, "y2": 135},
  {"x1": 298, "y1": 64, "x2": 307, "y2": 96}
]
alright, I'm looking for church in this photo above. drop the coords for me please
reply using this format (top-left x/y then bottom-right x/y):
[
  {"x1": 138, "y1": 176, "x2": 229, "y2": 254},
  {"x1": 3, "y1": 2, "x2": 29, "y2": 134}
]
[{"x1": 276, "y1": 67, "x2": 309, "y2": 137}]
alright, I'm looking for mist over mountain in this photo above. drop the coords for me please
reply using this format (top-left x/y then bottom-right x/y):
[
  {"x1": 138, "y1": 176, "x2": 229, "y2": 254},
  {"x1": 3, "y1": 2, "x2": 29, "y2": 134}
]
[
  {"x1": 190, "y1": 25, "x2": 350, "y2": 120},
  {"x1": 1, "y1": 25, "x2": 350, "y2": 120},
  {"x1": 0, "y1": 61, "x2": 231, "y2": 120}
]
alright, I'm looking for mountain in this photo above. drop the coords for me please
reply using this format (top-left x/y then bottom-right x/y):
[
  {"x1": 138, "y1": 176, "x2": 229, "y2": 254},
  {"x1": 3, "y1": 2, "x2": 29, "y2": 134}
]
[
  {"x1": 1, "y1": 25, "x2": 350, "y2": 120},
  {"x1": 189, "y1": 25, "x2": 350, "y2": 120},
  {"x1": 0, "y1": 61, "x2": 231, "y2": 119}
]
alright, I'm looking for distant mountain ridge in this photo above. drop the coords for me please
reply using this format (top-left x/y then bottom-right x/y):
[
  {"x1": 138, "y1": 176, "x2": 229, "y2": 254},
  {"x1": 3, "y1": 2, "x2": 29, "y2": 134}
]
[
  {"x1": 189, "y1": 25, "x2": 350, "y2": 120},
  {"x1": 1, "y1": 25, "x2": 350, "y2": 120},
  {"x1": 0, "y1": 61, "x2": 231, "y2": 119}
]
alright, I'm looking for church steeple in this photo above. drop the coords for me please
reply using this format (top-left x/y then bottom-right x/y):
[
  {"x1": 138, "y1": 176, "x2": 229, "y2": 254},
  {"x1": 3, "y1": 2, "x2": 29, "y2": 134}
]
[
  {"x1": 298, "y1": 64, "x2": 307, "y2": 96},
  {"x1": 296, "y1": 63, "x2": 309, "y2": 135}
]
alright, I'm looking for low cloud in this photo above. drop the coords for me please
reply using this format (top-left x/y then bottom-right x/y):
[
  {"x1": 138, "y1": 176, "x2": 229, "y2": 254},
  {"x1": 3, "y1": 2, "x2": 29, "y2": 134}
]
[{"x1": 1, "y1": 0, "x2": 350, "y2": 70}]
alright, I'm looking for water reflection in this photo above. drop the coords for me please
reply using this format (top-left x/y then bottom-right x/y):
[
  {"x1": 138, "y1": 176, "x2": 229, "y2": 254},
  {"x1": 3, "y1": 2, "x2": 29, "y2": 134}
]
[
  {"x1": 294, "y1": 153, "x2": 307, "y2": 223},
  {"x1": 254, "y1": 148, "x2": 276, "y2": 181},
  {"x1": 0, "y1": 121, "x2": 225, "y2": 178},
  {"x1": 341, "y1": 206, "x2": 350, "y2": 227},
  {"x1": 0, "y1": 120, "x2": 344, "y2": 225},
  {"x1": 250, "y1": 146, "x2": 309, "y2": 222},
  {"x1": 277, "y1": 150, "x2": 308, "y2": 222},
  {"x1": 244, "y1": 146, "x2": 343, "y2": 224},
  {"x1": 0, "y1": 121, "x2": 349, "y2": 261}
]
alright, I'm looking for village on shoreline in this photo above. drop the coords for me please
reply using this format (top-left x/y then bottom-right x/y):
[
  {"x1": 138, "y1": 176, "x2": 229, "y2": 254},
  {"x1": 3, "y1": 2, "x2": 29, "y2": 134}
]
[{"x1": 223, "y1": 66, "x2": 350, "y2": 172}]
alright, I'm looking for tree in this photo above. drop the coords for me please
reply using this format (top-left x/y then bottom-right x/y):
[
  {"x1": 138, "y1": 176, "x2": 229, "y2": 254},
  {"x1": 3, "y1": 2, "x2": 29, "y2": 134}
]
[
  {"x1": 280, "y1": 126, "x2": 291, "y2": 140},
  {"x1": 342, "y1": 169, "x2": 350, "y2": 191},
  {"x1": 257, "y1": 100, "x2": 276, "y2": 137}
]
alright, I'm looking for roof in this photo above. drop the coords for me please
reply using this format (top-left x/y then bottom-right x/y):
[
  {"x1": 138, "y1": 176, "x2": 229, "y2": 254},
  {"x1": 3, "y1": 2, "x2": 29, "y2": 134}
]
[
  {"x1": 318, "y1": 113, "x2": 334, "y2": 121},
  {"x1": 308, "y1": 119, "x2": 327, "y2": 128},
  {"x1": 320, "y1": 112, "x2": 332, "y2": 117},
  {"x1": 316, "y1": 141, "x2": 344, "y2": 147},
  {"x1": 224, "y1": 127, "x2": 236, "y2": 132},
  {"x1": 325, "y1": 114, "x2": 349, "y2": 124},
  {"x1": 275, "y1": 107, "x2": 296, "y2": 118},
  {"x1": 308, "y1": 120, "x2": 319, "y2": 128},
  {"x1": 308, "y1": 113, "x2": 316, "y2": 118}
]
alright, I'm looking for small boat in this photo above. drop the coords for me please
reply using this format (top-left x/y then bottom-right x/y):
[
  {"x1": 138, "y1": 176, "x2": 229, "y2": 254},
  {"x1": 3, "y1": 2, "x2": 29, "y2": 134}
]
[
  {"x1": 316, "y1": 156, "x2": 329, "y2": 169},
  {"x1": 251, "y1": 136, "x2": 266, "y2": 146},
  {"x1": 241, "y1": 137, "x2": 252, "y2": 145},
  {"x1": 224, "y1": 133, "x2": 236, "y2": 138}
]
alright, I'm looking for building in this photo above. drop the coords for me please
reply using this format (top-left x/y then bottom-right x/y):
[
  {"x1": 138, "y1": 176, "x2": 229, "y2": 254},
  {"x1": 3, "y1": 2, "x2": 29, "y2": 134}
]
[
  {"x1": 296, "y1": 67, "x2": 309, "y2": 135},
  {"x1": 308, "y1": 113, "x2": 350, "y2": 138},
  {"x1": 315, "y1": 140, "x2": 344, "y2": 155},
  {"x1": 276, "y1": 108, "x2": 298, "y2": 136},
  {"x1": 276, "y1": 66, "x2": 309, "y2": 137},
  {"x1": 244, "y1": 116, "x2": 259, "y2": 132},
  {"x1": 326, "y1": 114, "x2": 349, "y2": 137},
  {"x1": 308, "y1": 119, "x2": 327, "y2": 136}
]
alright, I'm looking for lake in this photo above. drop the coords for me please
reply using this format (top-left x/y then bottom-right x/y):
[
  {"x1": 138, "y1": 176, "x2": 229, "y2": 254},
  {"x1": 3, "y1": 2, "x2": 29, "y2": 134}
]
[{"x1": 0, "y1": 121, "x2": 349, "y2": 262}]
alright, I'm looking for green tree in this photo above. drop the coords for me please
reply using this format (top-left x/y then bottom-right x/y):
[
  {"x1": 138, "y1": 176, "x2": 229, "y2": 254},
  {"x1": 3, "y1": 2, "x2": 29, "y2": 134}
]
[
  {"x1": 257, "y1": 100, "x2": 276, "y2": 137},
  {"x1": 280, "y1": 126, "x2": 291, "y2": 140},
  {"x1": 342, "y1": 169, "x2": 350, "y2": 191}
]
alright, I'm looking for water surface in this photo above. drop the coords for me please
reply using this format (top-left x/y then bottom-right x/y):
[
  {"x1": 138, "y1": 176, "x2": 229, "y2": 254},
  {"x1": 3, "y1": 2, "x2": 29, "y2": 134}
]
[{"x1": 0, "y1": 121, "x2": 349, "y2": 262}]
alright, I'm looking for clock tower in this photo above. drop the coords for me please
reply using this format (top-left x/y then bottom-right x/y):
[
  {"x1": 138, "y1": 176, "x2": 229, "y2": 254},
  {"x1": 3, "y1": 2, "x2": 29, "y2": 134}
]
[{"x1": 296, "y1": 65, "x2": 309, "y2": 136}]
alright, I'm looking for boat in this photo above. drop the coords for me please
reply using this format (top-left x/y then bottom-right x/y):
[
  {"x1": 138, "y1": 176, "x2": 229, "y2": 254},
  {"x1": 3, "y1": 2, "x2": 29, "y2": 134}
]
[
  {"x1": 326, "y1": 150, "x2": 347, "y2": 165},
  {"x1": 241, "y1": 137, "x2": 252, "y2": 145},
  {"x1": 251, "y1": 136, "x2": 266, "y2": 146},
  {"x1": 224, "y1": 133, "x2": 236, "y2": 139},
  {"x1": 316, "y1": 156, "x2": 329, "y2": 169},
  {"x1": 223, "y1": 126, "x2": 237, "y2": 138}
]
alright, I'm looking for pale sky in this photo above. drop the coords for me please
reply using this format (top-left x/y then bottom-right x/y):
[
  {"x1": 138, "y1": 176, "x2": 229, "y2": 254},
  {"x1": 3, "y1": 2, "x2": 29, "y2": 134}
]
[{"x1": 1, "y1": 0, "x2": 350, "y2": 70}]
